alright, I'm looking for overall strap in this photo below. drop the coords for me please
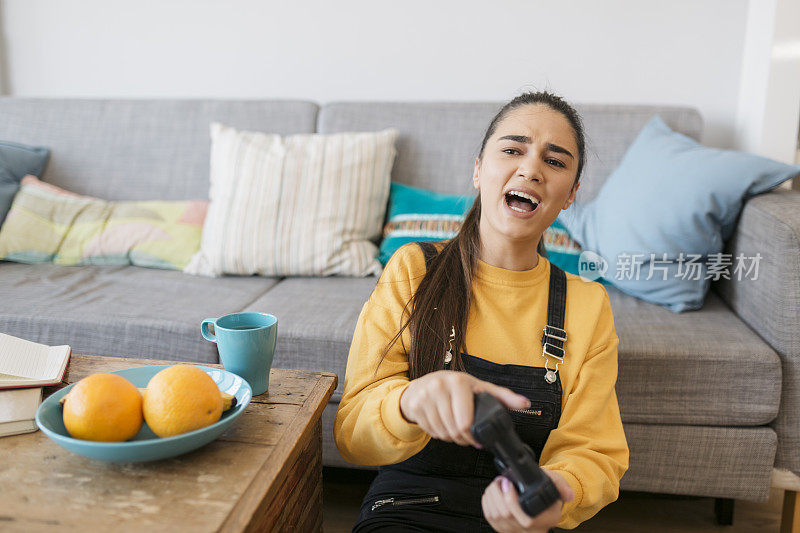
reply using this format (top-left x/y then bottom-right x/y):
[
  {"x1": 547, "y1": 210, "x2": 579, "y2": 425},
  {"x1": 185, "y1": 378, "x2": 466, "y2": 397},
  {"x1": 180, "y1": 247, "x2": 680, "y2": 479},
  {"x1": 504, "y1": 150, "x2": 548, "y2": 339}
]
[{"x1": 541, "y1": 263, "x2": 567, "y2": 382}]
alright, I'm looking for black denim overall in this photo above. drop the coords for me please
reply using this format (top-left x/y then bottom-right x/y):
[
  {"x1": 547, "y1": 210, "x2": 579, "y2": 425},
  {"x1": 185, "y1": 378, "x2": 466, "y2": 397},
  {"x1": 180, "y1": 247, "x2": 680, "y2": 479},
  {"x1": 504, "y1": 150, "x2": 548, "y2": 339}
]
[{"x1": 352, "y1": 242, "x2": 567, "y2": 533}]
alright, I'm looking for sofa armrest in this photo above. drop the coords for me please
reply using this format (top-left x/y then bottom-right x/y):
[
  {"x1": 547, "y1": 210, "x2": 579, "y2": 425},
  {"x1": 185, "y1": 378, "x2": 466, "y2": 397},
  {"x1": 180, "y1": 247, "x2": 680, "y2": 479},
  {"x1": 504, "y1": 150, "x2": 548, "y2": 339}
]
[
  {"x1": 716, "y1": 189, "x2": 800, "y2": 354},
  {"x1": 715, "y1": 188, "x2": 800, "y2": 474}
]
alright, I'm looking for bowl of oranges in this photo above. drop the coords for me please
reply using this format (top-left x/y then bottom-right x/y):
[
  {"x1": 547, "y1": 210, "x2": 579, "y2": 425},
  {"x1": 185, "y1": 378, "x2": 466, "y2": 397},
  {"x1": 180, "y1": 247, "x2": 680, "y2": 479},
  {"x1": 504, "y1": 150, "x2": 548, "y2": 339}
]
[{"x1": 35, "y1": 365, "x2": 252, "y2": 462}]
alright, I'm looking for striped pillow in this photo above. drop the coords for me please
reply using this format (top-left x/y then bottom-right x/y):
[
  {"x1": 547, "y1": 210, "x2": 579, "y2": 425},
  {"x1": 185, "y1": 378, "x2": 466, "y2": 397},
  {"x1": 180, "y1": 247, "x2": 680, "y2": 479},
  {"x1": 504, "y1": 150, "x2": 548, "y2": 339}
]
[
  {"x1": 377, "y1": 183, "x2": 590, "y2": 279},
  {"x1": 184, "y1": 123, "x2": 398, "y2": 277},
  {"x1": 379, "y1": 182, "x2": 474, "y2": 265}
]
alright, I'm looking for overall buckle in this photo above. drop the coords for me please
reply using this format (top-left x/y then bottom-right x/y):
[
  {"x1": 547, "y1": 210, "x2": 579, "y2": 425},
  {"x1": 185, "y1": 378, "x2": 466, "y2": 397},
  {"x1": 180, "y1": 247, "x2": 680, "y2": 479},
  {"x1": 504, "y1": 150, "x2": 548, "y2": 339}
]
[
  {"x1": 542, "y1": 325, "x2": 566, "y2": 343},
  {"x1": 541, "y1": 325, "x2": 566, "y2": 384}
]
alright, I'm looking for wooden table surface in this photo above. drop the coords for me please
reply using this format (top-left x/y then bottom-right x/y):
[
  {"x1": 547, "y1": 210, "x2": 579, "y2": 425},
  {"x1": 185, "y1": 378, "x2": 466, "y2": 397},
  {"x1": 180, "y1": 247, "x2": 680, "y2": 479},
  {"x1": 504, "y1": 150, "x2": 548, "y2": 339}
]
[{"x1": 0, "y1": 354, "x2": 337, "y2": 532}]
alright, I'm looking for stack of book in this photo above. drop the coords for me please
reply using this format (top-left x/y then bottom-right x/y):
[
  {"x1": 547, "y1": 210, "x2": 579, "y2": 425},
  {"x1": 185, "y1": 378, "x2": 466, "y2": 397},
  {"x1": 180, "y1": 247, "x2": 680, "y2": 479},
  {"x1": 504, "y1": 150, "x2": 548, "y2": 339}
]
[{"x1": 0, "y1": 333, "x2": 71, "y2": 437}]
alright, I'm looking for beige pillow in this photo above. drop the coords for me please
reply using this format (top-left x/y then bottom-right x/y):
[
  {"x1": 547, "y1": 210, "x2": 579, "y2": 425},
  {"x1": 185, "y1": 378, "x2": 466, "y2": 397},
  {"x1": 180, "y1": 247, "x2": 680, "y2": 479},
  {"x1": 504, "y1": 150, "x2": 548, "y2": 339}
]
[{"x1": 184, "y1": 123, "x2": 398, "y2": 277}]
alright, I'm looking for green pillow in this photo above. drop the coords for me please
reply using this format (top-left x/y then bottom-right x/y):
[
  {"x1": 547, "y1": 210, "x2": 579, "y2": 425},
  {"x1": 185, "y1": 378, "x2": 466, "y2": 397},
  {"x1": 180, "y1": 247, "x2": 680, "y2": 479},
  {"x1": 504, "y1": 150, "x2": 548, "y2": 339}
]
[
  {"x1": 542, "y1": 218, "x2": 581, "y2": 274},
  {"x1": 0, "y1": 176, "x2": 207, "y2": 270},
  {"x1": 379, "y1": 182, "x2": 589, "y2": 279},
  {"x1": 379, "y1": 182, "x2": 473, "y2": 265}
]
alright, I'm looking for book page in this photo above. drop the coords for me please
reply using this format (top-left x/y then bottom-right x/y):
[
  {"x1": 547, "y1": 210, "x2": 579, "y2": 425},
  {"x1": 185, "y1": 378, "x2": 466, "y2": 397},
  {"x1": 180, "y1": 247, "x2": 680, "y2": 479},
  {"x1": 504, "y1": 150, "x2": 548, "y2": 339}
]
[
  {"x1": 0, "y1": 333, "x2": 69, "y2": 380},
  {"x1": 0, "y1": 373, "x2": 33, "y2": 381},
  {"x1": 0, "y1": 419, "x2": 39, "y2": 437},
  {"x1": 0, "y1": 387, "x2": 43, "y2": 423}
]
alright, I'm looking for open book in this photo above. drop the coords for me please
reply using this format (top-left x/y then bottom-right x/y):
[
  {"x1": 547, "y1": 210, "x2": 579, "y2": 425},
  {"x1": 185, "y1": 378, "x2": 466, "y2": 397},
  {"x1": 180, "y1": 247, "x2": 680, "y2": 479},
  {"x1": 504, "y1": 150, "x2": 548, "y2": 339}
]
[{"x1": 0, "y1": 333, "x2": 71, "y2": 388}]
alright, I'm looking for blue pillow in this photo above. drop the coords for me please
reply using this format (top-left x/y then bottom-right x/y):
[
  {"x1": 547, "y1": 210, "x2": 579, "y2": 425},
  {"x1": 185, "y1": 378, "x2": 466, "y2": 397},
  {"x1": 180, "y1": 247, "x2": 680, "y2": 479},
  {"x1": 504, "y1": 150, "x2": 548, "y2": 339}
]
[
  {"x1": 559, "y1": 115, "x2": 800, "y2": 312},
  {"x1": 379, "y1": 182, "x2": 473, "y2": 265},
  {"x1": 0, "y1": 141, "x2": 50, "y2": 226}
]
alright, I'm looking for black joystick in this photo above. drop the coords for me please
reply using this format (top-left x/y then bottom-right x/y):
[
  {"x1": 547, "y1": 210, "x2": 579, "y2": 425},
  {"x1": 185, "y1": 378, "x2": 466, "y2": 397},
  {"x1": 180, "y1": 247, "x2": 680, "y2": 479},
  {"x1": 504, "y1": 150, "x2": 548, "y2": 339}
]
[{"x1": 470, "y1": 392, "x2": 561, "y2": 517}]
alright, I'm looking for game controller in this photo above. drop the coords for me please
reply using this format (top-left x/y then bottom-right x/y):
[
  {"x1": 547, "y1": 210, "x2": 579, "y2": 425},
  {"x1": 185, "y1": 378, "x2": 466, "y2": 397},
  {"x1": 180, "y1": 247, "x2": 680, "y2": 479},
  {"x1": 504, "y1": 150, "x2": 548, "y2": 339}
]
[{"x1": 470, "y1": 391, "x2": 561, "y2": 517}]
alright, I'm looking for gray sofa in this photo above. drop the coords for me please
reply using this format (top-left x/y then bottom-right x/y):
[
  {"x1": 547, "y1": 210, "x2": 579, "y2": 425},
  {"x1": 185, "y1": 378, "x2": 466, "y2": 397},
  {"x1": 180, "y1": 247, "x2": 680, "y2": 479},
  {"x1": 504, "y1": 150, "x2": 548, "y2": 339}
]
[{"x1": 1, "y1": 98, "x2": 797, "y2": 513}]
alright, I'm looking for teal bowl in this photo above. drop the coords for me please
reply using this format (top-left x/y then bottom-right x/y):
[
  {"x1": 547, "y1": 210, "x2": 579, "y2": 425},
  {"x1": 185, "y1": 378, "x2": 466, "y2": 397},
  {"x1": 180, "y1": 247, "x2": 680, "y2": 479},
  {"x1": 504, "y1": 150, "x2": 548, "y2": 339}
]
[{"x1": 35, "y1": 365, "x2": 252, "y2": 462}]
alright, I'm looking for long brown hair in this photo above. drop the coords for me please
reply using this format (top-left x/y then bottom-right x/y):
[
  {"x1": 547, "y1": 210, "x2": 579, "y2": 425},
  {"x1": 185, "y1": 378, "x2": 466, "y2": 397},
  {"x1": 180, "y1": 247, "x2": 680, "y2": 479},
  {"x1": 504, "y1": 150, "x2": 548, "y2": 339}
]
[{"x1": 376, "y1": 91, "x2": 586, "y2": 379}]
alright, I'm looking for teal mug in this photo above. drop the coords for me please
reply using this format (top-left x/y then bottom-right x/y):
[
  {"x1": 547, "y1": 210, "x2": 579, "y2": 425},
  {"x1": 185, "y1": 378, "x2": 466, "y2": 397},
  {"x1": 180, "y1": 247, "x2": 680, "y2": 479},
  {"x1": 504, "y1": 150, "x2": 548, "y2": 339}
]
[{"x1": 201, "y1": 312, "x2": 278, "y2": 395}]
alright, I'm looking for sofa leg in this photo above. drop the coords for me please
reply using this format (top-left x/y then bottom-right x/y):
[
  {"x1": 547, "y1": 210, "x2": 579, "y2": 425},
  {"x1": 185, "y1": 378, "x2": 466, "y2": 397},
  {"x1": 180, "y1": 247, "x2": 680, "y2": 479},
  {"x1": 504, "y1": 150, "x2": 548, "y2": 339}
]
[
  {"x1": 782, "y1": 490, "x2": 800, "y2": 533},
  {"x1": 714, "y1": 498, "x2": 734, "y2": 525}
]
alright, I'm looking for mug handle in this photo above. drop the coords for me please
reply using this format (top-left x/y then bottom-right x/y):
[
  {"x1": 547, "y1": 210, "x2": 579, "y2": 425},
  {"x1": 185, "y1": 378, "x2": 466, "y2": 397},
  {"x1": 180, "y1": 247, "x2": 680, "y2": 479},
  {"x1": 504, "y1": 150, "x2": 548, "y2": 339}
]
[{"x1": 201, "y1": 319, "x2": 217, "y2": 342}]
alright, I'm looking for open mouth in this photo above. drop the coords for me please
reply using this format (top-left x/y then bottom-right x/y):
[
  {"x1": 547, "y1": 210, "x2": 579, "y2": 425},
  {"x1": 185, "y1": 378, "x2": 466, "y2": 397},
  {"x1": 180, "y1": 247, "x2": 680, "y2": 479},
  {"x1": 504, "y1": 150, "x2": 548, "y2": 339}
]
[{"x1": 504, "y1": 191, "x2": 540, "y2": 213}]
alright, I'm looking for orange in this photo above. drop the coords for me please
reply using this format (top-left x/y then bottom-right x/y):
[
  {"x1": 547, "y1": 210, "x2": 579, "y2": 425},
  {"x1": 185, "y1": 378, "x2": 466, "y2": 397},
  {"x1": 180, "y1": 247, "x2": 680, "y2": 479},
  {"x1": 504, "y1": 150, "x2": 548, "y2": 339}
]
[
  {"x1": 62, "y1": 373, "x2": 143, "y2": 442},
  {"x1": 143, "y1": 365, "x2": 223, "y2": 438}
]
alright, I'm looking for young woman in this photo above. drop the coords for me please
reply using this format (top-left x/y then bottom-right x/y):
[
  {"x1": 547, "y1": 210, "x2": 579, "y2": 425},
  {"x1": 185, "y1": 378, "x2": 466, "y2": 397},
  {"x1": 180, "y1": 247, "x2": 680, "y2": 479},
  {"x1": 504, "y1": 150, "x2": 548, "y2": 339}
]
[{"x1": 334, "y1": 92, "x2": 629, "y2": 532}]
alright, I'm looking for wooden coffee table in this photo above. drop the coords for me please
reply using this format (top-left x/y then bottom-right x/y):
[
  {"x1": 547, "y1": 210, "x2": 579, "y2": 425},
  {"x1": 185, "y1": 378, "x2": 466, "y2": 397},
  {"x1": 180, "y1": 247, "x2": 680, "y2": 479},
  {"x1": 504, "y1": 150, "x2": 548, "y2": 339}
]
[{"x1": 0, "y1": 354, "x2": 337, "y2": 532}]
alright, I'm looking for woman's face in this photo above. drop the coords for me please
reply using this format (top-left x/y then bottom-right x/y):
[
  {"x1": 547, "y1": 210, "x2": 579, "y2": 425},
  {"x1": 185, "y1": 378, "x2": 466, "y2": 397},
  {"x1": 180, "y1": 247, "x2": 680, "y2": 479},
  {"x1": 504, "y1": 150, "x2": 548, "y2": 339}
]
[{"x1": 473, "y1": 104, "x2": 580, "y2": 247}]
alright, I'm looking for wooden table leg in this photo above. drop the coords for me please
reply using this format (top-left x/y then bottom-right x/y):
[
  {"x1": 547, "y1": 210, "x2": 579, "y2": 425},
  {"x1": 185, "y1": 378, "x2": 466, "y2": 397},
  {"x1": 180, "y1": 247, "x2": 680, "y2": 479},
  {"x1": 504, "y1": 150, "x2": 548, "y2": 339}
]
[
  {"x1": 265, "y1": 421, "x2": 323, "y2": 532},
  {"x1": 782, "y1": 490, "x2": 800, "y2": 533}
]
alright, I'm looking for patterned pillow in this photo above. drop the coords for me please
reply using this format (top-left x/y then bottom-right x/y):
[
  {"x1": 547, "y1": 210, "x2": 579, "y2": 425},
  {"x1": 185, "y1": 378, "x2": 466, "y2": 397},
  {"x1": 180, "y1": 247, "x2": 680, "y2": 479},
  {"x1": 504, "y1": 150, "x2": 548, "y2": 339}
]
[
  {"x1": 379, "y1": 182, "x2": 587, "y2": 277},
  {"x1": 542, "y1": 219, "x2": 608, "y2": 283},
  {"x1": 0, "y1": 176, "x2": 207, "y2": 270},
  {"x1": 184, "y1": 123, "x2": 398, "y2": 277},
  {"x1": 379, "y1": 182, "x2": 473, "y2": 265}
]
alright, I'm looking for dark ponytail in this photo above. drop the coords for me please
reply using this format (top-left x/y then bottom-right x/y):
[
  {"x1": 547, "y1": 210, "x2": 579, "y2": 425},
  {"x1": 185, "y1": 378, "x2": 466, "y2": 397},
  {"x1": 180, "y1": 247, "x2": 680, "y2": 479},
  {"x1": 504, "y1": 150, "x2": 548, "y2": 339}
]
[{"x1": 376, "y1": 91, "x2": 585, "y2": 379}]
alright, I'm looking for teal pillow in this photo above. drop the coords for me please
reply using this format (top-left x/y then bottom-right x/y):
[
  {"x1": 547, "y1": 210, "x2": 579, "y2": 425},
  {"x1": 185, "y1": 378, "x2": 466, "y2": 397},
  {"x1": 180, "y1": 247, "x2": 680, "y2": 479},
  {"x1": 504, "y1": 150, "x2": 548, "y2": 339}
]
[
  {"x1": 0, "y1": 141, "x2": 50, "y2": 226},
  {"x1": 379, "y1": 182, "x2": 473, "y2": 265},
  {"x1": 542, "y1": 218, "x2": 608, "y2": 285},
  {"x1": 559, "y1": 115, "x2": 800, "y2": 312},
  {"x1": 379, "y1": 182, "x2": 589, "y2": 279}
]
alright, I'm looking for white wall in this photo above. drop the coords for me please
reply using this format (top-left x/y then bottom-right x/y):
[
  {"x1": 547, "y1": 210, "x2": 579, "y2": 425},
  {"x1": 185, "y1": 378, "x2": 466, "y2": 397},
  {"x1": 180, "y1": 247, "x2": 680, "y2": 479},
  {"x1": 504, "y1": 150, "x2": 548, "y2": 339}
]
[
  {"x1": 1, "y1": 0, "x2": 750, "y2": 148},
  {"x1": 735, "y1": 0, "x2": 800, "y2": 167}
]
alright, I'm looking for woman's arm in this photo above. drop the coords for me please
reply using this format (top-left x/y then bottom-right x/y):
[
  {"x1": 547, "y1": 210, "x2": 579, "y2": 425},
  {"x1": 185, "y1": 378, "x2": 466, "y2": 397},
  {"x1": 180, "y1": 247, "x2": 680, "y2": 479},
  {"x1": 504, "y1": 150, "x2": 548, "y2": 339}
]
[
  {"x1": 539, "y1": 290, "x2": 630, "y2": 529},
  {"x1": 333, "y1": 246, "x2": 432, "y2": 465}
]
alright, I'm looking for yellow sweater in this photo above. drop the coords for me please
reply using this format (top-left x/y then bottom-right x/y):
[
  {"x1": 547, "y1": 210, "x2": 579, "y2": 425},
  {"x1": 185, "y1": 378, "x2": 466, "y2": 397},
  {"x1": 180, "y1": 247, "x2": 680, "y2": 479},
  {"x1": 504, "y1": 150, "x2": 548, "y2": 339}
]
[{"x1": 333, "y1": 243, "x2": 629, "y2": 529}]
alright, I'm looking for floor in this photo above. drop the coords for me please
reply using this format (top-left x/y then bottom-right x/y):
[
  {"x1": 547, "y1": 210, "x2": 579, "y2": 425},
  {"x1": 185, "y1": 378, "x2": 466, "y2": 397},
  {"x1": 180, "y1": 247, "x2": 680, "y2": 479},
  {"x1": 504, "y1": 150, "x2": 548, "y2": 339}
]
[{"x1": 321, "y1": 467, "x2": 785, "y2": 532}]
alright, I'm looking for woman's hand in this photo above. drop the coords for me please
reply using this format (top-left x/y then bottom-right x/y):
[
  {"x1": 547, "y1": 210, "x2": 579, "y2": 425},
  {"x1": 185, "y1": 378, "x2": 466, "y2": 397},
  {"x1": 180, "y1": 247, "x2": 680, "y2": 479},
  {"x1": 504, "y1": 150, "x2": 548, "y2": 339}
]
[
  {"x1": 482, "y1": 468, "x2": 574, "y2": 532},
  {"x1": 399, "y1": 370, "x2": 530, "y2": 447}
]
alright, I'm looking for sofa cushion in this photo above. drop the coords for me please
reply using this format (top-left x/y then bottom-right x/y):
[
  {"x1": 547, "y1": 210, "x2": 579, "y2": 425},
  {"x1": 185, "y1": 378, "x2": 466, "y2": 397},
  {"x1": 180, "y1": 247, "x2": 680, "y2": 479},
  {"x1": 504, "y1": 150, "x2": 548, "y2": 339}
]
[
  {"x1": 0, "y1": 140, "x2": 50, "y2": 226},
  {"x1": 0, "y1": 262, "x2": 279, "y2": 363},
  {"x1": 318, "y1": 102, "x2": 701, "y2": 203},
  {"x1": 243, "y1": 277, "x2": 781, "y2": 427},
  {"x1": 185, "y1": 124, "x2": 396, "y2": 278},
  {"x1": 0, "y1": 99, "x2": 318, "y2": 201},
  {"x1": 0, "y1": 176, "x2": 206, "y2": 270},
  {"x1": 319, "y1": 405, "x2": 778, "y2": 503},
  {"x1": 610, "y1": 285, "x2": 781, "y2": 426},
  {"x1": 376, "y1": 182, "x2": 592, "y2": 281},
  {"x1": 241, "y1": 276, "x2": 378, "y2": 401},
  {"x1": 378, "y1": 182, "x2": 473, "y2": 265},
  {"x1": 560, "y1": 116, "x2": 799, "y2": 313}
]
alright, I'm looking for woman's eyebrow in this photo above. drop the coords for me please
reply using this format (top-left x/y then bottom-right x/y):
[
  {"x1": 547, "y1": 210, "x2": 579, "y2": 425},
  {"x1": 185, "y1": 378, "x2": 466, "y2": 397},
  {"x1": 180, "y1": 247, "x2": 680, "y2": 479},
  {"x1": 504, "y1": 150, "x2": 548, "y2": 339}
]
[
  {"x1": 497, "y1": 135, "x2": 574, "y2": 159},
  {"x1": 547, "y1": 143, "x2": 574, "y2": 159},
  {"x1": 498, "y1": 134, "x2": 531, "y2": 144}
]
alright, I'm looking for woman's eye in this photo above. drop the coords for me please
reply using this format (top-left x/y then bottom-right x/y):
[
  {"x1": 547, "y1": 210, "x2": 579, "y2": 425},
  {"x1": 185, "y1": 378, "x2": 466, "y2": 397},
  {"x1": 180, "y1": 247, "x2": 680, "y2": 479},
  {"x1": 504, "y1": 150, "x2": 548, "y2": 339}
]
[
  {"x1": 502, "y1": 148, "x2": 521, "y2": 155},
  {"x1": 546, "y1": 158, "x2": 565, "y2": 168}
]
